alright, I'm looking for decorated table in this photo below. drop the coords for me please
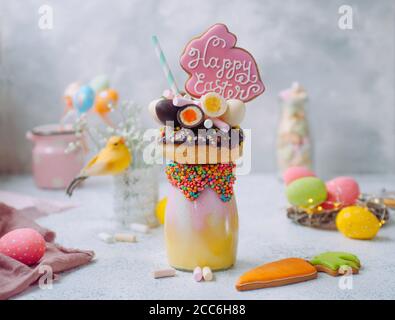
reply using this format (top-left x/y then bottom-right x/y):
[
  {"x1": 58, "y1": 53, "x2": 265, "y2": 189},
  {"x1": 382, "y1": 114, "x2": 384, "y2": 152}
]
[{"x1": 1, "y1": 174, "x2": 394, "y2": 300}]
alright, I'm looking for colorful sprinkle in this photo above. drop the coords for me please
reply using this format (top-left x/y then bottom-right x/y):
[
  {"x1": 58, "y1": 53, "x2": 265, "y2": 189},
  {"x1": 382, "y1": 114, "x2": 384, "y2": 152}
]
[{"x1": 165, "y1": 163, "x2": 236, "y2": 202}]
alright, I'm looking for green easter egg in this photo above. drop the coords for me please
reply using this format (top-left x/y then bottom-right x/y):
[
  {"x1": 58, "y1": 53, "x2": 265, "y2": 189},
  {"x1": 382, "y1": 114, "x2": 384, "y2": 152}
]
[{"x1": 286, "y1": 177, "x2": 327, "y2": 208}]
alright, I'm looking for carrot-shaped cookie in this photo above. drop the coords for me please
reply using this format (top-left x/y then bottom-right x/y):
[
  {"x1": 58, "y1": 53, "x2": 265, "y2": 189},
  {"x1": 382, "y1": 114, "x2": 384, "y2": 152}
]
[
  {"x1": 310, "y1": 252, "x2": 361, "y2": 276},
  {"x1": 235, "y1": 258, "x2": 317, "y2": 291}
]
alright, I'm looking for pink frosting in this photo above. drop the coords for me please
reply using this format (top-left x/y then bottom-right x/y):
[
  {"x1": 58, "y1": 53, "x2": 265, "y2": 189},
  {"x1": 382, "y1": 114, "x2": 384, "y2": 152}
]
[{"x1": 180, "y1": 24, "x2": 265, "y2": 102}]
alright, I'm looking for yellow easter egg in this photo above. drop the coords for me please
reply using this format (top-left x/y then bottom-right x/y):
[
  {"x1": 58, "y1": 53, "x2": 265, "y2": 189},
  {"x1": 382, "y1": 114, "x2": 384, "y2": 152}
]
[
  {"x1": 336, "y1": 206, "x2": 381, "y2": 240},
  {"x1": 155, "y1": 197, "x2": 168, "y2": 225}
]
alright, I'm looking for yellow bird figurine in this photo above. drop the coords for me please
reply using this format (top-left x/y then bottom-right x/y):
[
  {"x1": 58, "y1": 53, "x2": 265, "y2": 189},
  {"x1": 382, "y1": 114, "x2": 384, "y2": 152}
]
[{"x1": 66, "y1": 136, "x2": 132, "y2": 196}]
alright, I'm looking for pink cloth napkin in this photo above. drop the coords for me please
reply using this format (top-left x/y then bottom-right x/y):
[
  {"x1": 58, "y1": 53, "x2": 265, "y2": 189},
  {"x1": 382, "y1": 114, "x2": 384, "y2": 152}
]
[
  {"x1": 0, "y1": 190, "x2": 77, "y2": 219},
  {"x1": 0, "y1": 203, "x2": 94, "y2": 300}
]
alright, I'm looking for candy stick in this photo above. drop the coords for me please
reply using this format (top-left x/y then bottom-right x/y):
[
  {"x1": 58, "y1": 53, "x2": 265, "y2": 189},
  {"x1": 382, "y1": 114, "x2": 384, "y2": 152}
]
[
  {"x1": 114, "y1": 233, "x2": 137, "y2": 243},
  {"x1": 172, "y1": 96, "x2": 200, "y2": 107},
  {"x1": 153, "y1": 268, "x2": 176, "y2": 279},
  {"x1": 212, "y1": 118, "x2": 230, "y2": 132},
  {"x1": 152, "y1": 35, "x2": 180, "y2": 95}
]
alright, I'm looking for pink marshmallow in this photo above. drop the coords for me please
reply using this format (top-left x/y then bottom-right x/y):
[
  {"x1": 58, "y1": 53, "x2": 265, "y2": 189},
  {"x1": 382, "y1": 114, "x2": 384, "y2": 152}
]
[
  {"x1": 162, "y1": 89, "x2": 174, "y2": 99},
  {"x1": 212, "y1": 118, "x2": 230, "y2": 132},
  {"x1": 193, "y1": 266, "x2": 203, "y2": 282},
  {"x1": 172, "y1": 96, "x2": 199, "y2": 107}
]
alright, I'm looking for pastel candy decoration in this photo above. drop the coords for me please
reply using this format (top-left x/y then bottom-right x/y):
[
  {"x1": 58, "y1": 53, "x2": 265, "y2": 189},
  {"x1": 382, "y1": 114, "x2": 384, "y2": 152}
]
[
  {"x1": 325, "y1": 176, "x2": 360, "y2": 208},
  {"x1": 90, "y1": 74, "x2": 110, "y2": 93},
  {"x1": 180, "y1": 23, "x2": 265, "y2": 102},
  {"x1": 286, "y1": 177, "x2": 327, "y2": 208},
  {"x1": 0, "y1": 228, "x2": 46, "y2": 265},
  {"x1": 73, "y1": 85, "x2": 95, "y2": 113},
  {"x1": 283, "y1": 166, "x2": 315, "y2": 186},
  {"x1": 336, "y1": 206, "x2": 381, "y2": 240}
]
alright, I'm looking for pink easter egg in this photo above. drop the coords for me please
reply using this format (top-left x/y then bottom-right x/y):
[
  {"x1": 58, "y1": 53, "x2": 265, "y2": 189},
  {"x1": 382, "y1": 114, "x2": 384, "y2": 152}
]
[
  {"x1": 283, "y1": 166, "x2": 316, "y2": 185},
  {"x1": 324, "y1": 176, "x2": 360, "y2": 209},
  {"x1": 0, "y1": 228, "x2": 46, "y2": 266}
]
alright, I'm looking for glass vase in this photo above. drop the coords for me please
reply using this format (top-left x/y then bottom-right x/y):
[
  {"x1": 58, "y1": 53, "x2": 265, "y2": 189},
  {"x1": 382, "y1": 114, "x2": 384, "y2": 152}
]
[{"x1": 113, "y1": 166, "x2": 159, "y2": 228}]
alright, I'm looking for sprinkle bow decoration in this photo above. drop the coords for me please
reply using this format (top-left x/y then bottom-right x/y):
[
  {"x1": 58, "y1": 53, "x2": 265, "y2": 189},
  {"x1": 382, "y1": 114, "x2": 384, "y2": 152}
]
[{"x1": 165, "y1": 163, "x2": 236, "y2": 202}]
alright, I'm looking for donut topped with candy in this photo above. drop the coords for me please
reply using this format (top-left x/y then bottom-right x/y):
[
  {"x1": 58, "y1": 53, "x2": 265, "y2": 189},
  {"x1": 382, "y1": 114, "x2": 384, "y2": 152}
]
[{"x1": 148, "y1": 24, "x2": 265, "y2": 165}]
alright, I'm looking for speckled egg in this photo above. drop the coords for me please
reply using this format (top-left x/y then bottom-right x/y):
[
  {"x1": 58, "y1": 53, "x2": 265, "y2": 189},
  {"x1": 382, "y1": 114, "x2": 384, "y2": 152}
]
[
  {"x1": 286, "y1": 177, "x2": 327, "y2": 208},
  {"x1": 336, "y1": 206, "x2": 380, "y2": 240},
  {"x1": 0, "y1": 228, "x2": 46, "y2": 265}
]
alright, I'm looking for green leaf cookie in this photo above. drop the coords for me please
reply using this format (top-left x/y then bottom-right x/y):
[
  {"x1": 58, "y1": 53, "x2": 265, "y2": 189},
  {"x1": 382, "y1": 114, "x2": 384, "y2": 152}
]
[{"x1": 310, "y1": 252, "x2": 361, "y2": 271}]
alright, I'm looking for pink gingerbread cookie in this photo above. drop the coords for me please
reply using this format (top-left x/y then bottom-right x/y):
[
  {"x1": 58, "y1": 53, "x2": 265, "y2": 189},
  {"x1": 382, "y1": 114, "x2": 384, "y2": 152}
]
[{"x1": 180, "y1": 24, "x2": 265, "y2": 102}]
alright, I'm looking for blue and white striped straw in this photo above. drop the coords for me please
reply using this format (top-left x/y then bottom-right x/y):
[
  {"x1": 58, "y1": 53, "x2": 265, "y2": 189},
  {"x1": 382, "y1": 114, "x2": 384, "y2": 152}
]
[{"x1": 151, "y1": 35, "x2": 180, "y2": 95}]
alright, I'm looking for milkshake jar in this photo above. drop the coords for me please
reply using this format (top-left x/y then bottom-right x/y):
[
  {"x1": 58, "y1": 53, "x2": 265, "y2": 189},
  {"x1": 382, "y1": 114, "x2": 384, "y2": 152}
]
[{"x1": 164, "y1": 163, "x2": 238, "y2": 271}]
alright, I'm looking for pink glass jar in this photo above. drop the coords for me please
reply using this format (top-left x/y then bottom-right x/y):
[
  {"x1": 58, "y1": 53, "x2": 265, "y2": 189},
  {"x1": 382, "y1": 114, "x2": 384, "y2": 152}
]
[
  {"x1": 165, "y1": 185, "x2": 238, "y2": 271},
  {"x1": 26, "y1": 124, "x2": 85, "y2": 189}
]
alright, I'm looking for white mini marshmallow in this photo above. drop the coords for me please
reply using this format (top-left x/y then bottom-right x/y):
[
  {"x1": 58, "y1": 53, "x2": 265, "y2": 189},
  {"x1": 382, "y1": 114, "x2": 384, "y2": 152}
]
[
  {"x1": 202, "y1": 266, "x2": 213, "y2": 281},
  {"x1": 97, "y1": 232, "x2": 115, "y2": 244},
  {"x1": 114, "y1": 233, "x2": 137, "y2": 243}
]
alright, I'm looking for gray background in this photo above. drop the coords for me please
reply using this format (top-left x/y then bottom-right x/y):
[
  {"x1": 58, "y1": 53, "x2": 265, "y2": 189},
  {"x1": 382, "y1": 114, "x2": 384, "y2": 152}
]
[{"x1": 0, "y1": 0, "x2": 394, "y2": 176}]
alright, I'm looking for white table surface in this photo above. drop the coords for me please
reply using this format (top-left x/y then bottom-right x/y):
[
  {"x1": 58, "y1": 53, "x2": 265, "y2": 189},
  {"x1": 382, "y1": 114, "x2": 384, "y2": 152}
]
[{"x1": 1, "y1": 174, "x2": 394, "y2": 300}]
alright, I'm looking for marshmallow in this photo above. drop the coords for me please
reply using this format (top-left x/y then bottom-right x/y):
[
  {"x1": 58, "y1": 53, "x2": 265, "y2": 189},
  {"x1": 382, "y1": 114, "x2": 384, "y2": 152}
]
[
  {"x1": 173, "y1": 96, "x2": 199, "y2": 107},
  {"x1": 212, "y1": 118, "x2": 230, "y2": 132},
  {"x1": 114, "y1": 233, "x2": 137, "y2": 243},
  {"x1": 98, "y1": 232, "x2": 115, "y2": 244},
  {"x1": 153, "y1": 268, "x2": 176, "y2": 279},
  {"x1": 193, "y1": 266, "x2": 203, "y2": 282},
  {"x1": 202, "y1": 266, "x2": 213, "y2": 281}
]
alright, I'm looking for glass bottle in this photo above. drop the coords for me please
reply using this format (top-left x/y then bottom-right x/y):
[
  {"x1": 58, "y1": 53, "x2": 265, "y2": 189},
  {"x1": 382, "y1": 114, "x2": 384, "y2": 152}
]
[
  {"x1": 164, "y1": 164, "x2": 238, "y2": 271},
  {"x1": 277, "y1": 82, "x2": 313, "y2": 175}
]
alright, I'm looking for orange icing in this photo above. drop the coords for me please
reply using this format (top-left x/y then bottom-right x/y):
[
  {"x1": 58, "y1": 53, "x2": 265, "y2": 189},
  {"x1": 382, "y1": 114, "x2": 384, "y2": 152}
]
[{"x1": 236, "y1": 258, "x2": 316, "y2": 286}]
